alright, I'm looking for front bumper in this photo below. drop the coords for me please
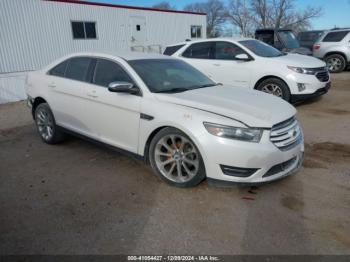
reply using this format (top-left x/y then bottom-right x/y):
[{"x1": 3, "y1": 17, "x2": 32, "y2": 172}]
[
  {"x1": 198, "y1": 130, "x2": 304, "y2": 184},
  {"x1": 291, "y1": 82, "x2": 331, "y2": 103}
]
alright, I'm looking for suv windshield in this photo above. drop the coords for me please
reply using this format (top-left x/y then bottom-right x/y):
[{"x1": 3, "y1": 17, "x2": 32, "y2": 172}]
[
  {"x1": 128, "y1": 59, "x2": 217, "y2": 93},
  {"x1": 278, "y1": 31, "x2": 300, "y2": 49},
  {"x1": 239, "y1": 40, "x2": 283, "y2": 57}
]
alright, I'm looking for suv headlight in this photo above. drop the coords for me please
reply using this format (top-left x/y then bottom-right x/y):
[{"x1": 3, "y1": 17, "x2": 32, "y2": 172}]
[
  {"x1": 204, "y1": 122, "x2": 263, "y2": 143},
  {"x1": 287, "y1": 66, "x2": 315, "y2": 75}
]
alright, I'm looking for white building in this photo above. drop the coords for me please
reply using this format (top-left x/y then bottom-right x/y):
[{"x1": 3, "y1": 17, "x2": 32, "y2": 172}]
[{"x1": 0, "y1": 0, "x2": 206, "y2": 103}]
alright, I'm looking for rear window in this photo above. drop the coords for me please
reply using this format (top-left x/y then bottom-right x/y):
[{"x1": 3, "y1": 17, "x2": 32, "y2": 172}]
[
  {"x1": 323, "y1": 31, "x2": 349, "y2": 42},
  {"x1": 298, "y1": 32, "x2": 323, "y2": 42},
  {"x1": 163, "y1": 45, "x2": 185, "y2": 56},
  {"x1": 182, "y1": 42, "x2": 214, "y2": 59}
]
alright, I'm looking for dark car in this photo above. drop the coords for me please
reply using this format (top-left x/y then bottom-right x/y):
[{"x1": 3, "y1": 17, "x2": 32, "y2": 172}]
[
  {"x1": 297, "y1": 30, "x2": 325, "y2": 51},
  {"x1": 255, "y1": 28, "x2": 312, "y2": 55}
]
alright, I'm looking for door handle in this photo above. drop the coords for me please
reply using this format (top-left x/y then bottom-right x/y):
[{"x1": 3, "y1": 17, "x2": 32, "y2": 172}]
[
  {"x1": 213, "y1": 63, "x2": 221, "y2": 66},
  {"x1": 48, "y1": 83, "x2": 56, "y2": 88},
  {"x1": 87, "y1": 93, "x2": 98, "y2": 98}
]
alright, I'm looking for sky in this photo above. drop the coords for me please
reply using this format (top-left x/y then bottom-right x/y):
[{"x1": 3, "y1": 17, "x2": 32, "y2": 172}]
[{"x1": 84, "y1": 0, "x2": 350, "y2": 30}]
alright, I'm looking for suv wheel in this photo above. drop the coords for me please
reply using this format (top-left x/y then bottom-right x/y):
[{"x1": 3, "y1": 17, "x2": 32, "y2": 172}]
[
  {"x1": 149, "y1": 127, "x2": 206, "y2": 187},
  {"x1": 256, "y1": 78, "x2": 291, "y2": 101},
  {"x1": 325, "y1": 54, "x2": 346, "y2": 73},
  {"x1": 34, "y1": 103, "x2": 66, "y2": 144}
]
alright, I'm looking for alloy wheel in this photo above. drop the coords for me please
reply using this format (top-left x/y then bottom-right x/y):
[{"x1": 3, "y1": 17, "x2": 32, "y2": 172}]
[
  {"x1": 154, "y1": 134, "x2": 199, "y2": 183},
  {"x1": 327, "y1": 57, "x2": 342, "y2": 72},
  {"x1": 36, "y1": 107, "x2": 54, "y2": 141},
  {"x1": 261, "y1": 83, "x2": 283, "y2": 97}
]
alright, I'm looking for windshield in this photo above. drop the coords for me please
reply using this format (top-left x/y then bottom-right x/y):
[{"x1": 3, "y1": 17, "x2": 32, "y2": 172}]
[
  {"x1": 128, "y1": 59, "x2": 217, "y2": 93},
  {"x1": 239, "y1": 40, "x2": 284, "y2": 57},
  {"x1": 278, "y1": 31, "x2": 300, "y2": 49}
]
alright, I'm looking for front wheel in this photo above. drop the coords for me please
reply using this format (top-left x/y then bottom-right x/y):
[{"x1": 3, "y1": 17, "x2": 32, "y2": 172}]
[
  {"x1": 149, "y1": 127, "x2": 206, "y2": 187},
  {"x1": 256, "y1": 78, "x2": 291, "y2": 101}
]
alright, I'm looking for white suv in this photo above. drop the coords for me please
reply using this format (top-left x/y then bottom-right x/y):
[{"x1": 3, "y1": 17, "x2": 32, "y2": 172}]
[
  {"x1": 313, "y1": 29, "x2": 350, "y2": 73},
  {"x1": 165, "y1": 38, "x2": 331, "y2": 102}
]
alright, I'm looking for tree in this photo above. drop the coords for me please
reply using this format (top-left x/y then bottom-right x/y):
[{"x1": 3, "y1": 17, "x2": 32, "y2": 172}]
[
  {"x1": 151, "y1": 1, "x2": 176, "y2": 10},
  {"x1": 250, "y1": 0, "x2": 322, "y2": 33},
  {"x1": 184, "y1": 0, "x2": 226, "y2": 37},
  {"x1": 226, "y1": 0, "x2": 253, "y2": 37}
]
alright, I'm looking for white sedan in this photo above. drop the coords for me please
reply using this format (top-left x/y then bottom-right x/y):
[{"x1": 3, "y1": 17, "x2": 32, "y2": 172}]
[{"x1": 26, "y1": 52, "x2": 304, "y2": 187}]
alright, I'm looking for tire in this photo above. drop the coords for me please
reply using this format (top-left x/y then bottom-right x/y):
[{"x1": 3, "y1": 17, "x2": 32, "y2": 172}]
[
  {"x1": 149, "y1": 127, "x2": 206, "y2": 187},
  {"x1": 256, "y1": 78, "x2": 291, "y2": 101},
  {"x1": 34, "y1": 103, "x2": 65, "y2": 144},
  {"x1": 325, "y1": 54, "x2": 346, "y2": 73}
]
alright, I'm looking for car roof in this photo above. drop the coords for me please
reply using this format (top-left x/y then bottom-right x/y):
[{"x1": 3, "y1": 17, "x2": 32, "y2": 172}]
[
  {"x1": 166, "y1": 37, "x2": 254, "y2": 47},
  {"x1": 65, "y1": 51, "x2": 175, "y2": 61}
]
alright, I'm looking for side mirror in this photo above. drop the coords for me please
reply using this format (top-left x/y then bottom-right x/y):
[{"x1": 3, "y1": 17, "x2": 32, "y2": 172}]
[
  {"x1": 235, "y1": 53, "x2": 251, "y2": 61},
  {"x1": 108, "y1": 81, "x2": 139, "y2": 95}
]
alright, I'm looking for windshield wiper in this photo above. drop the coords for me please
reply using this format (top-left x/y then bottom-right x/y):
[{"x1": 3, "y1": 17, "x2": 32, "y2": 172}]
[
  {"x1": 154, "y1": 87, "x2": 190, "y2": 93},
  {"x1": 189, "y1": 83, "x2": 222, "y2": 89}
]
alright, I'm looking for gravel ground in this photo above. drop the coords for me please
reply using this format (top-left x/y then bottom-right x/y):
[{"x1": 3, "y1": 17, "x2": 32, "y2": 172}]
[{"x1": 0, "y1": 73, "x2": 349, "y2": 255}]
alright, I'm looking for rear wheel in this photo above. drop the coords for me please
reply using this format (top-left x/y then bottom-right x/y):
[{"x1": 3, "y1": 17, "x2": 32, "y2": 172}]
[
  {"x1": 34, "y1": 103, "x2": 65, "y2": 144},
  {"x1": 325, "y1": 54, "x2": 346, "y2": 73},
  {"x1": 256, "y1": 78, "x2": 291, "y2": 101},
  {"x1": 149, "y1": 127, "x2": 205, "y2": 187}
]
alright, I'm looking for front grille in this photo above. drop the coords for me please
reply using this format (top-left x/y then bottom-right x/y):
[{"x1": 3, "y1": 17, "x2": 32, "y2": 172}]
[
  {"x1": 315, "y1": 71, "x2": 330, "y2": 82},
  {"x1": 270, "y1": 117, "x2": 302, "y2": 151},
  {"x1": 263, "y1": 157, "x2": 297, "y2": 178}
]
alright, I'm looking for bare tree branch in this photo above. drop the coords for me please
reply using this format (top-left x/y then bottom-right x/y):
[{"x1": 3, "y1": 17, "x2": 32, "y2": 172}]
[{"x1": 151, "y1": 1, "x2": 176, "y2": 10}]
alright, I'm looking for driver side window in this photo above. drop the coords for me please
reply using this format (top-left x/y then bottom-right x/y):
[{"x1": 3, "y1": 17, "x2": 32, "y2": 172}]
[
  {"x1": 214, "y1": 42, "x2": 247, "y2": 60},
  {"x1": 93, "y1": 59, "x2": 133, "y2": 87}
]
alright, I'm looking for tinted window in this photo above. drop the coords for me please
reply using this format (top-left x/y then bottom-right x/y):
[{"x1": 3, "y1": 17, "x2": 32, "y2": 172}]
[
  {"x1": 71, "y1": 21, "x2": 97, "y2": 39},
  {"x1": 72, "y1": 22, "x2": 85, "y2": 39},
  {"x1": 278, "y1": 31, "x2": 300, "y2": 49},
  {"x1": 129, "y1": 59, "x2": 215, "y2": 93},
  {"x1": 65, "y1": 57, "x2": 92, "y2": 81},
  {"x1": 49, "y1": 60, "x2": 68, "y2": 77},
  {"x1": 182, "y1": 42, "x2": 214, "y2": 59},
  {"x1": 298, "y1": 31, "x2": 323, "y2": 42},
  {"x1": 93, "y1": 59, "x2": 132, "y2": 87},
  {"x1": 85, "y1": 22, "x2": 97, "y2": 39},
  {"x1": 323, "y1": 31, "x2": 349, "y2": 42},
  {"x1": 163, "y1": 45, "x2": 185, "y2": 56},
  {"x1": 255, "y1": 32, "x2": 274, "y2": 46},
  {"x1": 239, "y1": 40, "x2": 283, "y2": 58},
  {"x1": 214, "y1": 42, "x2": 247, "y2": 60}
]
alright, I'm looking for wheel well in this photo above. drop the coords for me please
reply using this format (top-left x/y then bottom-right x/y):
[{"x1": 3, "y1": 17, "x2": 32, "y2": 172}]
[
  {"x1": 143, "y1": 126, "x2": 170, "y2": 163},
  {"x1": 32, "y1": 97, "x2": 47, "y2": 118},
  {"x1": 254, "y1": 75, "x2": 288, "y2": 90},
  {"x1": 324, "y1": 52, "x2": 347, "y2": 61}
]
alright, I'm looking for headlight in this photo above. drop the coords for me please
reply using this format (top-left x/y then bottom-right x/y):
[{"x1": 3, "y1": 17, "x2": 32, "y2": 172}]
[
  {"x1": 287, "y1": 66, "x2": 315, "y2": 75},
  {"x1": 203, "y1": 122, "x2": 263, "y2": 143}
]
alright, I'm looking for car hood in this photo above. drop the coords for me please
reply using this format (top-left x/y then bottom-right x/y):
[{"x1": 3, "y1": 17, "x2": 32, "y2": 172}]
[
  {"x1": 273, "y1": 53, "x2": 325, "y2": 68},
  {"x1": 287, "y1": 47, "x2": 313, "y2": 56},
  {"x1": 154, "y1": 86, "x2": 296, "y2": 128}
]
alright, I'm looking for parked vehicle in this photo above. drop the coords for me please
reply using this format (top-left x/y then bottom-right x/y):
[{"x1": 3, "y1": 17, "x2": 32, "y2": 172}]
[
  {"x1": 26, "y1": 52, "x2": 304, "y2": 187},
  {"x1": 165, "y1": 38, "x2": 330, "y2": 102},
  {"x1": 313, "y1": 29, "x2": 350, "y2": 73},
  {"x1": 255, "y1": 28, "x2": 312, "y2": 55},
  {"x1": 297, "y1": 30, "x2": 325, "y2": 51}
]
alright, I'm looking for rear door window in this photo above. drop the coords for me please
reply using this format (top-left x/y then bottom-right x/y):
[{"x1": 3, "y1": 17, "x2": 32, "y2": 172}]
[
  {"x1": 323, "y1": 31, "x2": 349, "y2": 42},
  {"x1": 65, "y1": 57, "x2": 92, "y2": 81},
  {"x1": 49, "y1": 60, "x2": 68, "y2": 77},
  {"x1": 93, "y1": 59, "x2": 133, "y2": 87},
  {"x1": 182, "y1": 42, "x2": 214, "y2": 59}
]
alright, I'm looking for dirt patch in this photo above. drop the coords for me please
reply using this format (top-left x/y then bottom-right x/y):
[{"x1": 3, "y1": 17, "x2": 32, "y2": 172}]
[
  {"x1": 320, "y1": 108, "x2": 350, "y2": 115},
  {"x1": 281, "y1": 196, "x2": 304, "y2": 212},
  {"x1": 304, "y1": 142, "x2": 350, "y2": 167}
]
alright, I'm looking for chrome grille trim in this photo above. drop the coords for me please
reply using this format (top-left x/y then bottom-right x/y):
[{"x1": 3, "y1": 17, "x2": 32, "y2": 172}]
[{"x1": 270, "y1": 117, "x2": 302, "y2": 151}]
